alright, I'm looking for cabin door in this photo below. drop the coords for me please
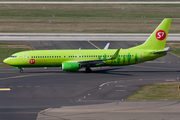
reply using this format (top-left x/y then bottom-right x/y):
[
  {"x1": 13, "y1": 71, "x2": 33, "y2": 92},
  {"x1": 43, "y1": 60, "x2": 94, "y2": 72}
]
[
  {"x1": 23, "y1": 52, "x2": 29, "y2": 62},
  {"x1": 139, "y1": 52, "x2": 143, "y2": 61}
]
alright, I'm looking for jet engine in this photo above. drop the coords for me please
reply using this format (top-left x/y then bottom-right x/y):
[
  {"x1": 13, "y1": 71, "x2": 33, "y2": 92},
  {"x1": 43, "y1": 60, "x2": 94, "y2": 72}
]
[{"x1": 62, "y1": 62, "x2": 80, "y2": 71}]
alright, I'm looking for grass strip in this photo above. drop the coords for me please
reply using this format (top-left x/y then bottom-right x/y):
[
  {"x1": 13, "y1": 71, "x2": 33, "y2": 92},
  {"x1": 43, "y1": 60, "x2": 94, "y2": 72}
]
[
  {"x1": 126, "y1": 82, "x2": 180, "y2": 100},
  {"x1": 0, "y1": 4, "x2": 179, "y2": 33}
]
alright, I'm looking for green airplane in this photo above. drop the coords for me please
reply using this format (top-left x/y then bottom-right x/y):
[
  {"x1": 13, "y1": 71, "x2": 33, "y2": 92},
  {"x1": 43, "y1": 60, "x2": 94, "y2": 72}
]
[{"x1": 3, "y1": 18, "x2": 171, "y2": 73}]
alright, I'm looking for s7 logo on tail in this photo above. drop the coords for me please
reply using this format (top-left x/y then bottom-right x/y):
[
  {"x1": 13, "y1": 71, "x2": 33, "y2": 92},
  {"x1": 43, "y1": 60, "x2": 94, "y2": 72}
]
[{"x1": 156, "y1": 30, "x2": 166, "y2": 40}]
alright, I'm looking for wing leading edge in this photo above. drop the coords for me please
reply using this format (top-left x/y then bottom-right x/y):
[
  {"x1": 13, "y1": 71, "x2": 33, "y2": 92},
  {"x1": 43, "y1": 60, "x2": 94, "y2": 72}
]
[{"x1": 71, "y1": 48, "x2": 121, "y2": 66}]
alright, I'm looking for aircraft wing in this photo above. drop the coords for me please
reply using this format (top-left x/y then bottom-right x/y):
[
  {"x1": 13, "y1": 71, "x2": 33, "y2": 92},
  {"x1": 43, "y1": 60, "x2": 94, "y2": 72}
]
[{"x1": 73, "y1": 48, "x2": 120, "y2": 66}]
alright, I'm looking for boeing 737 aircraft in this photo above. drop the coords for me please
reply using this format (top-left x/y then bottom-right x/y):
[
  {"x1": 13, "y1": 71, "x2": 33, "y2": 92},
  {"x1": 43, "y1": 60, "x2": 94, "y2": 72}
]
[{"x1": 3, "y1": 18, "x2": 171, "y2": 73}]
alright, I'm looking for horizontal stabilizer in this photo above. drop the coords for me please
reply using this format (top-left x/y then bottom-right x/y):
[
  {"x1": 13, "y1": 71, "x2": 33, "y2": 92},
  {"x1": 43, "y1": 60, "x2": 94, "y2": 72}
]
[{"x1": 153, "y1": 47, "x2": 173, "y2": 54}]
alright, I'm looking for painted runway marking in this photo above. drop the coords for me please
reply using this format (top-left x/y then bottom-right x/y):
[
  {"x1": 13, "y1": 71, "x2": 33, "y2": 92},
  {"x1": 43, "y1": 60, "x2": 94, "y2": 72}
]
[
  {"x1": 165, "y1": 79, "x2": 176, "y2": 81},
  {"x1": 0, "y1": 73, "x2": 53, "y2": 81},
  {"x1": 0, "y1": 88, "x2": 10, "y2": 91},
  {"x1": 99, "y1": 81, "x2": 116, "y2": 87},
  {"x1": 116, "y1": 85, "x2": 126, "y2": 87},
  {"x1": 87, "y1": 40, "x2": 100, "y2": 49},
  {"x1": 116, "y1": 90, "x2": 127, "y2": 92},
  {"x1": 0, "y1": 74, "x2": 39, "y2": 80}
]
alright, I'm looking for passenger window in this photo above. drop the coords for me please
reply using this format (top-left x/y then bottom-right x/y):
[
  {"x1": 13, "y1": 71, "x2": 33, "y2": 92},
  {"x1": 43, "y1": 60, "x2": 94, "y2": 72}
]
[
  {"x1": 50, "y1": 56, "x2": 51, "y2": 58},
  {"x1": 31, "y1": 56, "x2": 33, "y2": 58},
  {"x1": 45, "y1": 56, "x2": 46, "y2": 58}
]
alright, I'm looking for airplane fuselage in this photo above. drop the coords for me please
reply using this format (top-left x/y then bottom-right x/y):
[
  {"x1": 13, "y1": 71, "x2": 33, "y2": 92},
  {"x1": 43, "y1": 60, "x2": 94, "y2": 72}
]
[
  {"x1": 4, "y1": 49, "x2": 165, "y2": 68},
  {"x1": 3, "y1": 18, "x2": 171, "y2": 72}
]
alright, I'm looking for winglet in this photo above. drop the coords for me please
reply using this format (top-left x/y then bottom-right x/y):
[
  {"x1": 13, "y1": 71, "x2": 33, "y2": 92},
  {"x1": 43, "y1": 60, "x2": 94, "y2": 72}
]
[
  {"x1": 110, "y1": 48, "x2": 120, "y2": 59},
  {"x1": 104, "y1": 43, "x2": 110, "y2": 49}
]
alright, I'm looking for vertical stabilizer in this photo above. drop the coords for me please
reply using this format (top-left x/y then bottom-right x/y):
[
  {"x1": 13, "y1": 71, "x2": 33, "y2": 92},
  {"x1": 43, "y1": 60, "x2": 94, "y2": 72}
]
[{"x1": 131, "y1": 18, "x2": 171, "y2": 50}]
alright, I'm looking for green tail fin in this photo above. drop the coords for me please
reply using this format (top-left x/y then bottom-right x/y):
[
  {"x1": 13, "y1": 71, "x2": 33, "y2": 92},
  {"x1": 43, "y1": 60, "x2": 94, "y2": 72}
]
[{"x1": 131, "y1": 18, "x2": 171, "y2": 50}]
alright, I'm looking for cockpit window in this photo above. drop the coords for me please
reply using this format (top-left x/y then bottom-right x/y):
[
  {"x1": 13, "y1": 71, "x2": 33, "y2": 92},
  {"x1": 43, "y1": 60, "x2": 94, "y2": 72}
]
[{"x1": 11, "y1": 55, "x2": 17, "y2": 58}]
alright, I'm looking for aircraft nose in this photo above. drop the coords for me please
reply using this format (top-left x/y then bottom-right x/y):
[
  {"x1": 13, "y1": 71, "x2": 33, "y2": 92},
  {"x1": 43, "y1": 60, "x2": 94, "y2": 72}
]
[{"x1": 3, "y1": 58, "x2": 11, "y2": 65}]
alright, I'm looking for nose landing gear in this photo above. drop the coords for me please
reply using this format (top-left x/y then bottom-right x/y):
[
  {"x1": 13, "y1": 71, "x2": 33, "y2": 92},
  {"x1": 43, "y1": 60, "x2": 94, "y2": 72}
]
[{"x1": 20, "y1": 68, "x2": 23, "y2": 73}]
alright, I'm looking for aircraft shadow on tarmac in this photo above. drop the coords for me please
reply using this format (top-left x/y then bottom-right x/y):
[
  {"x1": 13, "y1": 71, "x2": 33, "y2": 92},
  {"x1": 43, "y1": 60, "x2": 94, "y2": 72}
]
[{"x1": 19, "y1": 67, "x2": 180, "y2": 76}]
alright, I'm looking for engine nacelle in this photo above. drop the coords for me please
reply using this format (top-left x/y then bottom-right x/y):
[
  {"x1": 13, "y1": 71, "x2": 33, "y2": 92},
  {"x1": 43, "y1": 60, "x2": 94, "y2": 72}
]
[{"x1": 62, "y1": 62, "x2": 80, "y2": 71}]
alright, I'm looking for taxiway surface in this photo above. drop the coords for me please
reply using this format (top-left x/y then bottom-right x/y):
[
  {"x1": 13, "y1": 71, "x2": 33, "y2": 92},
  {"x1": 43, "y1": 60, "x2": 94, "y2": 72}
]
[{"x1": 0, "y1": 40, "x2": 180, "y2": 120}]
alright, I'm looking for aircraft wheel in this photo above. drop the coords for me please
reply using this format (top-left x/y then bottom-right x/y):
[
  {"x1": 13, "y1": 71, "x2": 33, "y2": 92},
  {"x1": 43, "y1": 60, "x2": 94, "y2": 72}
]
[
  {"x1": 85, "y1": 67, "x2": 92, "y2": 73},
  {"x1": 20, "y1": 69, "x2": 23, "y2": 73}
]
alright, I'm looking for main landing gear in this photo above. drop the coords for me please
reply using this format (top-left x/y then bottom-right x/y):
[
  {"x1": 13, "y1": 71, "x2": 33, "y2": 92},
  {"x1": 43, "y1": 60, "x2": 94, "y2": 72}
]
[
  {"x1": 20, "y1": 68, "x2": 23, "y2": 73},
  {"x1": 85, "y1": 67, "x2": 92, "y2": 73}
]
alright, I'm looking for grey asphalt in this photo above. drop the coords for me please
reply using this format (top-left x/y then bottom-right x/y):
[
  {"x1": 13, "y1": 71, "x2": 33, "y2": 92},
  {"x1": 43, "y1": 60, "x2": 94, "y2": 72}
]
[
  {"x1": 0, "y1": 40, "x2": 180, "y2": 120},
  {"x1": 37, "y1": 101, "x2": 180, "y2": 120}
]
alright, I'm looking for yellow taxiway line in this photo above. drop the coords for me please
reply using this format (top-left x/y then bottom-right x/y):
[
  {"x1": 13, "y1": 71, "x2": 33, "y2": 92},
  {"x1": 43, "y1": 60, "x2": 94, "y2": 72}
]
[
  {"x1": 0, "y1": 88, "x2": 10, "y2": 91},
  {"x1": 87, "y1": 40, "x2": 100, "y2": 49}
]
